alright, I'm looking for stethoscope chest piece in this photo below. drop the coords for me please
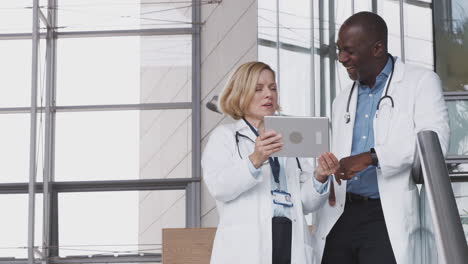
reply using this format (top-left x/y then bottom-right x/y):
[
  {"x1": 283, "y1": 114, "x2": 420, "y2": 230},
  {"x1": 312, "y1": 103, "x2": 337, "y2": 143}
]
[{"x1": 345, "y1": 112, "x2": 351, "y2": 124}]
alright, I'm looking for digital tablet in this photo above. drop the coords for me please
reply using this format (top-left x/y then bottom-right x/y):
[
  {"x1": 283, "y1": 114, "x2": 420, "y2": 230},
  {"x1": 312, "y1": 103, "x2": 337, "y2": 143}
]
[{"x1": 264, "y1": 116, "x2": 330, "y2": 158}]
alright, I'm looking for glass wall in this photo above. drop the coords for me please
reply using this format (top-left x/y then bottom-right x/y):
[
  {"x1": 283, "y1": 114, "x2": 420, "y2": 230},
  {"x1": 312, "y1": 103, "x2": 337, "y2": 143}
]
[
  {"x1": 0, "y1": 0, "x2": 200, "y2": 263},
  {"x1": 434, "y1": 0, "x2": 468, "y2": 177},
  {"x1": 434, "y1": 0, "x2": 468, "y2": 93}
]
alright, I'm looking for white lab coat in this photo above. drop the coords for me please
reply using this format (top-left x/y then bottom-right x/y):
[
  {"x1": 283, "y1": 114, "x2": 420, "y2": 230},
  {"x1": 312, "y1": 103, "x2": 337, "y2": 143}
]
[
  {"x1": 202, "y1": 119, "x2": 329, "y2": 264},
  {"x1": 311, "y1": 59, "x2": 450, "y2": 264}
]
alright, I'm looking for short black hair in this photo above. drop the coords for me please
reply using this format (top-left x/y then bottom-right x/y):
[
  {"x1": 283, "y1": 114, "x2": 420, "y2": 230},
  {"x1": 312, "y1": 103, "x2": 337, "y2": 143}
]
[{"x1": 342, "y1": 11, "x2": 388, "y2": 50}]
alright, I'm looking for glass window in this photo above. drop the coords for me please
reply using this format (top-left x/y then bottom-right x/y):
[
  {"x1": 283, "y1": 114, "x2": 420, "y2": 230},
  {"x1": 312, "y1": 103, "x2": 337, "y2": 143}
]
[
  {"x1": 378, "y1": 0, "x2": 402, "y2": 58},
  {"x1": 0, "y1": 112, "x2": 52, "y2": 184},
  {"x1": 278, "y1": 0, "x2": 311, "y2": 48},
  {"x1": 0, "y1": 194, "x2": 43, "y2": 258},
  {"x1": 404, "y1": 2, "x2": 433, "y2": 69},
  {"x1": 55, "y1": 110, "x2": 192, "y2": 181},
  {"x1": 452, "y1": 182, "x2": 468, "y2": 244},
  {"x1": 353, "y1": 0, "x2": 372, "y2": 13},
  {"x1": 0, "y1": 1, "x2": 32, "y2": 33},
  {"x1": 447, "y1": 100, "x2": 468, "y2": 157},
  {"x1": 56, "y1": 0, "x2": 191, "y2": 32},
  {"x1": 258, "y1": 44, "x2": 278, "y2": 73},
  {"x1": 0, "y1": 37, "x2": 48, "y2": 108},
  {"x1": 0, "y1": 114, "x2": 30, "y2": 183},
  {"x1": 276, "y1": 0, "x2": 313, "y2": 116},
  {"x1": 0, "y1": 40, "x2": 31, "y2": 107},
  {"x1": 335, "y1": 0, "x2": 353, "y2": 24},
  {"x1": 279, "y1": 49, "x2": 312, "y2": 116},
  {"x1": 56, "y1": 35, "x2": 192, "y2": 105},
  {"x1": 434, "y1": 0, "x2": 468, "y2": 92},
  {"x1": 58, "y1": 190, "x2": 185, "y2": 257},
  {"x1": 258, "y1": 0, "x2": 278, "y2": 43}
]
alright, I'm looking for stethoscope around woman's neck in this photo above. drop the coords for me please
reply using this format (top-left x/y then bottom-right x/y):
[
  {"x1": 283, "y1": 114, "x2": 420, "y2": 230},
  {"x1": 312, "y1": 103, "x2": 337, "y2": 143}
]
[{"x1": 344, "y1": 54, "x2": 395, "y2": 124}]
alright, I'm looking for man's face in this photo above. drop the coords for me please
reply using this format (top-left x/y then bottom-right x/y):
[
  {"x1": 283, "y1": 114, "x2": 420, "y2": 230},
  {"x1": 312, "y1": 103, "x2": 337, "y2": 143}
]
[{"x1": 336, "y1": 24, "x2": 376, "y2": 83}]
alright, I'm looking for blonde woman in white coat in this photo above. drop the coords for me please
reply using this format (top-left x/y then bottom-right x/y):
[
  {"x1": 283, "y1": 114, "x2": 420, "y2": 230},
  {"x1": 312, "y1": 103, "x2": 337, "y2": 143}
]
[{"x1": 202, "y1": 61, "x2": 339, "y2": 264}]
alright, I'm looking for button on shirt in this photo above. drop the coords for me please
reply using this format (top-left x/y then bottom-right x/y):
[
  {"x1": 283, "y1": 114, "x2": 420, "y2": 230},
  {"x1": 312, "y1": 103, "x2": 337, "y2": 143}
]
[{"x1": 347, "y1": 57, "x2": 394, "y2": 199}]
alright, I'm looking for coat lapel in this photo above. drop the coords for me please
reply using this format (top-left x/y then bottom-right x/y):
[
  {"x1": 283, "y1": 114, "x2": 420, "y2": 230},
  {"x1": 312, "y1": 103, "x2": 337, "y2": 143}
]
[{"x1": 342, "y1": 84, "x2": 358, "y2": 158}]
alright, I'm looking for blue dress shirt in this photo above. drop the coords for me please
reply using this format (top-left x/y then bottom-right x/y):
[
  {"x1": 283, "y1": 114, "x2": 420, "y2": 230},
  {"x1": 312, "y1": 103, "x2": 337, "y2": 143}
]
[{"x1": 347, "y1": 57, "x2": 394, "y2": 199}]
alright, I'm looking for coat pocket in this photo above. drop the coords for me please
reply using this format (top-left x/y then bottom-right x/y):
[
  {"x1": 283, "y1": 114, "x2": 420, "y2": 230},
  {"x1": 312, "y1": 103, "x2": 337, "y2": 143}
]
[
  {"x1": 375, "y1": 107, "x2": 414, "y2": 146},
  {"x1": 211, "y1": 225, "x2": 261, "y2": 264}
]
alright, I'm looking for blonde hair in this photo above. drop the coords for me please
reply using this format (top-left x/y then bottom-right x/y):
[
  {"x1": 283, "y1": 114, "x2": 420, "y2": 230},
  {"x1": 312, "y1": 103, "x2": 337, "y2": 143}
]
[{"x1": 219, "y1": 61, "x2": 277, "y2": 120}]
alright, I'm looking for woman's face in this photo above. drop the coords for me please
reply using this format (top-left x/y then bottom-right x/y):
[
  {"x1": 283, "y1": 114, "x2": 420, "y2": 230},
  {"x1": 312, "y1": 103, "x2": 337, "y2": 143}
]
[{"x1": 245, "y1": 69, "x2": 278, "y2": 123}]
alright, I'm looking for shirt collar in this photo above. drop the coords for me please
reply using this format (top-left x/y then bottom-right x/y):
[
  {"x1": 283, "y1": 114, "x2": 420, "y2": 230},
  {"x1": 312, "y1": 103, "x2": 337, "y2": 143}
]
[
  {"x1": 380, "y1": 56, "x2": 394, "y2": 78},
  {"x1": 235, "y1": 118, "x2": 257, "y2": 140},
  {"x1": 358, "y1": 56, "x2": 394, "y2": 92}
]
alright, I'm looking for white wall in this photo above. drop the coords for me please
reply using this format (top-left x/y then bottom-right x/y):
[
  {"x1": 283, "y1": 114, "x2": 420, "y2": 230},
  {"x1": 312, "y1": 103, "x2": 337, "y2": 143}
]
[{"x1": 200, "y1": 0, "x2": 259, "y2": 227}]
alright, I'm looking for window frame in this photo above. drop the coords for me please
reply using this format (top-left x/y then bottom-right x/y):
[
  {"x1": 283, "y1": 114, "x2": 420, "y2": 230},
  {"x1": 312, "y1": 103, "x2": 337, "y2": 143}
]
[{"x1": 0, "y1": 0, "x2": 202, "y2": 263}]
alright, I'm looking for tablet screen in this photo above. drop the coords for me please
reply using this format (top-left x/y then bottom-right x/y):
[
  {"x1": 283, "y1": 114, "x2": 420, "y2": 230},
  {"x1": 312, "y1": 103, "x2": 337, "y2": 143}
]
[{"x1": 264, "y1": 116, "x2": 329, "y2": 157}]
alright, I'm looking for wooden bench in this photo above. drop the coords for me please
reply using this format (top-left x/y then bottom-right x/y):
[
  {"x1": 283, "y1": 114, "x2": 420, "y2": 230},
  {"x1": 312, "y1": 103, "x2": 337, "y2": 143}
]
[
  {"x1": 162, "y1": 226, "x2": 313, "y2": 263},
  {"x1": 162, "y1": 228, "x2": 216, "y2": 264}
]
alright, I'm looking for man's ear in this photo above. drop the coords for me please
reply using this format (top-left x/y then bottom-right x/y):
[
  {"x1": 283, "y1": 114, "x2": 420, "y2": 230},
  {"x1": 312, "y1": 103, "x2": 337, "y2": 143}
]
[{"x1": 373, "y1": 40, "x2": 386, "y2": 57}]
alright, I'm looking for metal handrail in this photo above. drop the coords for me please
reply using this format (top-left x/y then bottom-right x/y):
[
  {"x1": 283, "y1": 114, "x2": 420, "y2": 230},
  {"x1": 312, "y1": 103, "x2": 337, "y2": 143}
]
[
  {"x1": 411, "y1": 145, "x2": 424, "y2": 184},
  {"x1": 417, "y1": 130, "x2": 468, "y2": 264}
]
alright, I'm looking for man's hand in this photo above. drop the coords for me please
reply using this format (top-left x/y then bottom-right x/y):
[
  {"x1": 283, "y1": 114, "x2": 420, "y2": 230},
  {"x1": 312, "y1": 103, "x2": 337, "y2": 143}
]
[
  {"x1": 328, "y1": 152, "x2": 372, "y2": 206},
  {"x1": 335, "y1": 152, "x2": 373, "y2": 185}
]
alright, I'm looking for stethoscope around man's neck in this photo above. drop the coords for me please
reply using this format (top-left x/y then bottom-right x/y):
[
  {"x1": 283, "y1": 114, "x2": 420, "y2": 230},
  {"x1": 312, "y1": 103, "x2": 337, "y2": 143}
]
[{"x1": 344, "y1": 54, "x2": 396, "y2": 124}]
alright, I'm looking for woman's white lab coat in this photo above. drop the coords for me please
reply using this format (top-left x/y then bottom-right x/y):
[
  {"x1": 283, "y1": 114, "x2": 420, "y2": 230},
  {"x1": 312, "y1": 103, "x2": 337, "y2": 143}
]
[
  {"x1": 202, "y1": 119, "x2": 329, "y2": 264},
  {"x1": 311, "y1": 59, "x2": 450, "y2": 264}
]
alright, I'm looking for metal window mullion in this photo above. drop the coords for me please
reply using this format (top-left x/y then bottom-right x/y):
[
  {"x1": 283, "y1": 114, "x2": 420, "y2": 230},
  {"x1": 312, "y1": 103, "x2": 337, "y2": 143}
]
[
  {"x1": 43, "y1": 0, "x2": 58, "y2": 260},
  {"x1": 49, "y1": 191, "x2": 59, "y2": 258},
  {"x1": 54, "y1": 102, "x2": 192, "y2": 112},
  {"x1": 0, "y1": 103, "x2": 193, "y2": 114},
  {"x1": 319, "y1": 0, "x2": 326, "y2": 117},
  {"x1": 38, "y1": 9, "x2": 51, "y2": 29},
  {"x1": 48, "y1": 254, "x2": 161, "y2": 263},
  {"x1": 0, "y1": 28, "x2": 192, "y2": 41},
  {"x1": 276, "y1": 0, "x2": 281, "y2": 105},
  {"x1": 444, "y1": 92, "x2": 468, "y2": 101},
  {"x1": 399, "y1": 0, "x2": 405, "y2": 62},
  {"x1": 0, "y1": 107, "x2": 36, "y2": 114},
  {"x1": 0, "y1": 33, "x2": 47, "y2": 40},
  {"x1": 328, "y1": 0, "x2": 336, "y2": 116},
  {"x1": 310, "y1": 0, "x2": 315, "y2": 116},
  {"x1": 0, "y1": 254, "x2": 161, "y2": 264},
  {"x1": 187, "y1": 0, "x2": 201, "y2": 228},
  {"x1": 446, "y1": 155, "x2": 468, "y2": 164},
  {"x1": 28, "y1": 1, "x2": 40, "y2": 263},
  {"x1": 56, "y1": 28, "x2": 192, "y2": 39},
  {"x1": 0, "y1": 178, "x2": 201, "y2": 194}
]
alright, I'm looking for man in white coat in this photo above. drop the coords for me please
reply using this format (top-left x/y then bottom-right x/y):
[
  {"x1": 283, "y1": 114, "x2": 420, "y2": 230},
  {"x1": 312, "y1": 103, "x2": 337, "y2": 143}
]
[{"x1": 311, "y1": 12, "x2": 450, "y2": 264}]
